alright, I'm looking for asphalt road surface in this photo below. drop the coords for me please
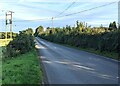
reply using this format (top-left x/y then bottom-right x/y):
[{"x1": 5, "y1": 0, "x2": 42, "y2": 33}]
[{"x1": 35, "y1": 37, "x2": 119, "y2": 84}]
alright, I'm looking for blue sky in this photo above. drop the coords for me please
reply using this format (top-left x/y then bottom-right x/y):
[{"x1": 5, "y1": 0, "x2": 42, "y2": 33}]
[{"x1": 0, "y1": 0, "x2": 119, "y2": 32}]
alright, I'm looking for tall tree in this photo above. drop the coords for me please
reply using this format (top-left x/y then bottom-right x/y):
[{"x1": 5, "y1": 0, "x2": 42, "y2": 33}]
[
  {"x1": 109, "y1": 21, "x2": 117, "y2": 31},
  {"x1": 76, "y1": 21, "x2": 84, "y2": 32},
  {"x1": 112, "y1": 21, "x2": 117, "y2": 29},
  {"x1": 26, "y1": 28, "x2": 33, "y2": 35},
  {"x1": 34, "y1": 26, "x2": 44, "y2": 36}
]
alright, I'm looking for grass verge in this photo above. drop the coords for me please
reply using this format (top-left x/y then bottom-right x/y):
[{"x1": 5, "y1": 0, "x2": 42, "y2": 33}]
[
  {"x1": 60, "y1": 43, "x2": 118, "y2": 61},
  {"x1": 0, "y1": 47, "x2": 2, "y2": 85},
  {"x1": 42, "y1": 38, "x2": 118, "y2": 61},
  {"x1": 2, "y1": 49, "x2": 42, "y2": 84}
]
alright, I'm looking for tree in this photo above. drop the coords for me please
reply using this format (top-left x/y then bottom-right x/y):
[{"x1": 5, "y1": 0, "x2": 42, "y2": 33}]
[
  {"x1": 109, "y1": 21, "x2": 117, "y2": 31},
  {"x1": 112, "y1": 21, "x2": 117, "y2": 29},
  {"x1": 26, "y1": 28, "x2": 34, "y2": 35},
  {"x1": 46, "y1": 27, "x2": 50, "y2": 30},
  {"x1": 37, "y1": 21, "x2": 118, "y2": 55},
  {"x1": 108, "y1": 22, "x2": 113, "y2": 31},
  {"x1": 19, "y1": 28, "x2": 33, "y2": 36},
  {"x1": 76, "y1": 21, "x2": 84, "y2": 32},
  {"x1": 34, "y1": 26, "x2": 44, "y2": 36},
  {"x1": 5, "y1": 29, "x2": 34, "y2": 57}
]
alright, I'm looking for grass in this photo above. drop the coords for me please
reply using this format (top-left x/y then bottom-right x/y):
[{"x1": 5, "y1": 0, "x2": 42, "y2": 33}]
[
  {"x1": 0, "y1": 39, "x2": 13, "y2": 47},
  {"x1": 2, "y1": 49, "x2": 42, "y2": 84},
  {"x1": 60, "y1": 44, "x2": 118, "y2": 60},
  {"x1": 0, "y1": 47, "x2": 3, "y2": 57},
  {"x1": 0, "y1": 47, "x2": 2, "y2": 85},
  {"x1": 45, "y1": 39, "x2": 118, "y2": 61},
  {"x1": 81, "y1": 48, "x2": 118, "y2": 60}
]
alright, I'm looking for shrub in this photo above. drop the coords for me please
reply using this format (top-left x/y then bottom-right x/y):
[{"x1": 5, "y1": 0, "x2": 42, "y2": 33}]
[
  {"x1": 39, "y1": 27, "x2": 118, "y2": 54},
  {"x1": 4, "y1": 29, "x2": 35, "y2": 58}
]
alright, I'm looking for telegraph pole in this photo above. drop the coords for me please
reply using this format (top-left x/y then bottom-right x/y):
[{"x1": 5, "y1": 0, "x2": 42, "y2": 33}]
[
  {"x1": 118, "y1": 1, "x2": 120, "y2": 28},
  {"x1": 52, "y1": 17, "x2": 54, "y2": 29},
  {"x1": 5, "y1": 11, "x2": 14, "y2": 39},
  {"x1": 5, "y1": 12, "x2": 7, "y2": 39},
  {"x1": 9, "y1": 11, "x2": 14, "y2": 39}
]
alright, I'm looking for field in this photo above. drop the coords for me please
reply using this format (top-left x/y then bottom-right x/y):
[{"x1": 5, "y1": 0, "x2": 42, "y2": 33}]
[
  {"x1": 0, "y1": 39, "x2": 13, "y2": 47},
  {"x1": 2, "y1": 50, "x2": 42, "y2": 84}
]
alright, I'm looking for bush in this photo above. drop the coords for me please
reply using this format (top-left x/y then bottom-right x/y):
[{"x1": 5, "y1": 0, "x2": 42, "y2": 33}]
[
  {"x1": 4, "y1": 29, "x2": 35, "y2": 58},
  {"x1": 39, "y1": 27, "x2": 118, "y2": 54}
]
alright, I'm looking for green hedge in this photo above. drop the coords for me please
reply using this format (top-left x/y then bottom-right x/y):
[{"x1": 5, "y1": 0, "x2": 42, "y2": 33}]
[
  {"x1": 39, "y1": 29, "x2": 119, "y2": 54},
  {"x1": 4, "y1": 28, "x2": 35, "y2": 58}
]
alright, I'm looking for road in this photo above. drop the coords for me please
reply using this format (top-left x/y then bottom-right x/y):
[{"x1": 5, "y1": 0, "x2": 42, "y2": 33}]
[{"x1": 35, "y1": 37, "x2": 119, "y2": 84}]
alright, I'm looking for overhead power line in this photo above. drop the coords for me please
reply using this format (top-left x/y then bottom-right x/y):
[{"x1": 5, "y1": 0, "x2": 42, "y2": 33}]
[
  {"x1": 55, "y1": 1, "x2": 117, "y2": 18},
  {"x1": 51, "y1": 1, "x2": 76, "y2": 28},
  {"x1": 55, "y1": 1, "x2": 76, "y2": 17},
  {"x1": 11, "y1": 1, "x2": 117, "y2": 22}
]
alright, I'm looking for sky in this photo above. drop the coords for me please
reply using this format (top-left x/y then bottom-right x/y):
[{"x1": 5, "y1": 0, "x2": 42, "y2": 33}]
[{"x1": 0, "y1": 0, "x2": 119, "y2": 33}]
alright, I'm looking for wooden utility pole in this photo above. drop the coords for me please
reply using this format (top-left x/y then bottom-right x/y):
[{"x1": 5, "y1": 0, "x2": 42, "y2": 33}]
[
  {"x1": 5, "y1": 12, "x2": 7, "y2": 39},
  {"x1": 52, "y1": 17, "x2": 54, "y2": 29},
  {"x1": 5, "y1": 11, "x2": 14, "y2": 39},
  {"x1": 9, "y1": 11, "x2": 14, "y2": 39},
  {"x1": 118, "y1": 1, "x2": 120, "y2": 28}
]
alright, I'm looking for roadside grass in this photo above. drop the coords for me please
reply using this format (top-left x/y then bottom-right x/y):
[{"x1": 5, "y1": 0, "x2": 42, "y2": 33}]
[
  {"x1": 40, "y1": 37, "x2": 118, "y2": 60},
  {"x1": 2, "y1": 49, "x2": 42, "y2": 84},
  {"x1": 60, "y1": 44, "x2": 118, "y2": 61},
  {"x1": 39, "y1": 37, "x2": 118, "y2": 60},
  {"x1": 0, "y1": 47, "x2": 2, "y2": 85}
]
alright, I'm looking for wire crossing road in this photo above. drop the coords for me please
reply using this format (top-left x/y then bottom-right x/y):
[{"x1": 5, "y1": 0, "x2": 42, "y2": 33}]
[{"x1": 35, "y1": 37, "x2": 118, "y2": 84}]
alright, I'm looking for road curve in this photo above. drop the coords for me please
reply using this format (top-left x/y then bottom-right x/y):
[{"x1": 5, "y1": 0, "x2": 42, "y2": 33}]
[{"x1": 35, "y1": 37, "x2": 118, "y2": 84}]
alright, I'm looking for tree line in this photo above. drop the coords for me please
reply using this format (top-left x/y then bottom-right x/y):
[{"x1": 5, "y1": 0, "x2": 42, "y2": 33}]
[{"x1": 34, "y1": 21, "x2": 119, "y2": 59}]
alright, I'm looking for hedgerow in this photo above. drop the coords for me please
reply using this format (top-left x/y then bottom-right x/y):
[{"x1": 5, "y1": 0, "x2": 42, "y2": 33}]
[{"x1": 4, "y1": 28, "x2": 35, "y2": 58}]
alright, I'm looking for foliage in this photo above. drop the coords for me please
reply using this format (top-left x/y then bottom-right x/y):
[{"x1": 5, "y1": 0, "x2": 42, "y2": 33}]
[
  {"x1": 0, "y1": 32, "x2": 18, "y2": 39},
  {"x1": 19, "y1": 28, "x2": 33, "y2": 36},
  {"x1": 4, "y1": 28, "x2": 35, "y2": 58},
  {"x1": 2, "y1": 50, "x2": 42, "y2": 84},
  {"x1": 34, "y1": 26, "x2": 44, "y2": 36},
  {"x1": 108, "y1": 21, "x2": 117, "y2": 31},
  {"x1": 36, "y1": 21, "x2": 119, "y2": 59}
]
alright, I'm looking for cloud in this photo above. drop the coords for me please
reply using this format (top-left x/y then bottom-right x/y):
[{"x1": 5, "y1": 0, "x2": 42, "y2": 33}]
[
  {"x1": 18, "y1": 0, "x2": 119, "y2": 3},
  {"x1": 19, "y1": 0, "x2": 25, "y2": 3},
  {"x1": 0, "y1": 0, "x2": 118, "y2": 32}
]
